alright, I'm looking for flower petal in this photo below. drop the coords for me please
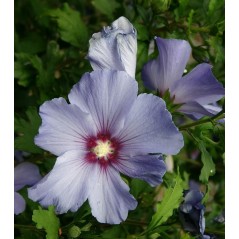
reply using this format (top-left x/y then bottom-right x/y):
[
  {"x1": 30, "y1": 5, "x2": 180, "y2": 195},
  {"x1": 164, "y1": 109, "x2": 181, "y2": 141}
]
[
  {"x1": 180, "y1": 203, "x2": 193, "y2": 213},
  {"x1": 14, "y1": 162, "x2": 42, "y2": 191},
  {"x1": 203, "y1": 103, "x2": 222, "y2": 115},
  {"x1": 113, "y1": 155, "x2": 166, "y2": 186},
  {"x1": 118, "y1": 93, "x2": 184, "y2": 155},
  {"x1": 28, "y1": 150, "x2": 98, "y2": 214},
  {"x1": 177, "y1": 101, "x2": 215, "y2": 120},
  {"x1": 87, "y1": 17, "x2": 137, "y2": 78},
  {"x1": 179, "y1": 190, "x2": 206, "y2": 235},
  {"x1": 115, "y1": 33, "x2": 137, "y2": 78},
  {"x1": 142, "y1": 58, "x2": 161, "y2": 91},
  {"x1": 14, "y1": 192, "x2": 26, "y2": 215},
  {"x1": 68, "y1": 70, "x2": 138, "y2": 136},
  {"x1": 179, "y1": 207, "x2": 205, "y2": 234},
  {"x1": 88, "y1": 166, "x2": 137, "y2": 224},
  {"x1": 184, "y1": 190, "x2": 204, "y2": 206},
  {"x1": 142, "y1": 37, "x2": 191, "y2": 94},
  {"x1": 35, "y1": 98, "x2": 97, "y2": 156},
  {"x1": 171, "y1": 63, "x2": 225, "y2": 105}
]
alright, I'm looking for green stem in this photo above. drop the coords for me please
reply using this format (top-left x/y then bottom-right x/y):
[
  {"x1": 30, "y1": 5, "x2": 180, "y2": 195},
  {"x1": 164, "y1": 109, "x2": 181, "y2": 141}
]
[
  {"x1": 205, "y1": 229, "x2": 225, "y2": 235},
  {"x1": 179, "y1": 110, "x2": 225, "y2": 131},
  {"x1": 14, "y1": 224, "x2": 43, "y2": 231},
  {"x1": 124, "y1": 218, "x2": 148, "y2": 227}
]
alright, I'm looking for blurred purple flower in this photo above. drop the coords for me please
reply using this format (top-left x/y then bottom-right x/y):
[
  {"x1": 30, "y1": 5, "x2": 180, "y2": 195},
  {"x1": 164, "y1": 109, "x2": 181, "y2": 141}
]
[
  {"x1": 214, "y1": 210, "x2": 225, "y2": 224},
  {"x1": 14, "y1": 150, "x2": 30, "y2": 162},
  {"x1": 189, "y1": 180, "x2": 201, "y2": 192},
  {"x1": 28, "y1": 69, "x2": 183, "y2": 224},
  {"x1": 142, "y1": 37, "x2": 225, "y2": 120},
  {"x1": 179, "y1": 190, "x2": 212, "y2": 238},
  {"x1": 87, "y1": 16, "x2": 137, "y2": 78},
  {"x1": 14, "y1": 162, "x2": 42, "y2": 215}
]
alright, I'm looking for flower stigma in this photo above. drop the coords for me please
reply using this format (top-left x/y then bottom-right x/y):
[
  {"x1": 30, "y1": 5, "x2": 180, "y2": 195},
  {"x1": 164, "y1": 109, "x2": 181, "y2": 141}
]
[
  {"x1": 93, "y1": 140, "x2": 113, "y2": 159},
  {"x1": 86, "y1": 134, "x2": 120, "y2": 164}
]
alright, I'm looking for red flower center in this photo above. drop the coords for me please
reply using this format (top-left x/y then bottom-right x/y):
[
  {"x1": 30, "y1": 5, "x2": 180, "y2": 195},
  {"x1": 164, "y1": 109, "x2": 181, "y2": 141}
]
[{"x1": 86, "y1": 133, "x2": 120, "y2": 166}]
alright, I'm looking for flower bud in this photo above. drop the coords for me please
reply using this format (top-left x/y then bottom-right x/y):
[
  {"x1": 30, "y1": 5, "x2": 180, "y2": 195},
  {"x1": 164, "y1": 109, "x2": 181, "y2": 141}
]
[{"x1": 87, "y1": 16, "x2": 137, "y2": 78}]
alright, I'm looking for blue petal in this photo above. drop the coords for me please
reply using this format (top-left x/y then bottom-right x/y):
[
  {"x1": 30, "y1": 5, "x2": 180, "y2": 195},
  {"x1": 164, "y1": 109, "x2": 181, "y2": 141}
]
[
  {"x1": 117, "y1": 93, "x2": 184, "y2": 155},
  {"x1": 14, "y1": 192, "x2": 26, "y2": 215},
  {"x1": 171, "y1": 63, "x2": 225, "y2": 105},
  {"x1": 28, "y1": 150, "x2": 98, "y2": 214},
  {"x1": 142, "y1": 37, "x2": 191, "y2": 94},
  {"x1": 179, "y1": 190, "x2": 206, "y2": 234},
  {"x1": 14, "y1": 162, "x2": 42, "y2": 191},
  {"x1": 113, "y1": 155, "x2": 166, "y2": 186},
  {"x1": 35, "y1": 98, "x2": 97, "y2": 156},
  {"x1": 180, "y1": 203, "x2": 193, "y2": 213},
  {"x1": 142, "y1": 58, "x2": 161, "y2": 91},
  {"x1": 88, "y1": 166, "x2": 137, "y2": 224},
  {"x1": 184, "y1": 190, "x2": 204, "y2": 206},
  {"x1": 204, "y1": 103, "x2": 223, "y2": 115},
  {"x1": 199, "y1": 210, "x2": 206, "y2": 235},
  {"x1": 87, "y1": 17, "x2": 137, "y2": 78},
  {"x1": 179, "y1": 207, "x2": 204, "y2": 234},
  {"x1": 68, "y1": 69, "x2": 138, "y2": 136},
  {"x1": 177, "y1": 101, "x2": 215, "y2": 120}
]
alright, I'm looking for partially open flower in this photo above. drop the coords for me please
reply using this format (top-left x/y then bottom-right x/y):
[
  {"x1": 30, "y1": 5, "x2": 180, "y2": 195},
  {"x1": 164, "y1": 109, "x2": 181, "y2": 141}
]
[
  {"x1": 87, "y1": 16, "x2": 137, "y2": 78},
  {"x1": 142, "y1": 37, "x2": 225, "y2": 120},
  {"x1": 179, "y1": 190, "x2": 205, "y2": 236},
  {"x1": 28, "y1": 69, "x2": 183, "y2": 224}
]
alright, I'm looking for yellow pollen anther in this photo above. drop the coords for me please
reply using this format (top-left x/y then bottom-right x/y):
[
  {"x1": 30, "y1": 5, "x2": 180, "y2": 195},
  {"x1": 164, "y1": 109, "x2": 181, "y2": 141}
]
[{"x1": 93, "y1": 140, "x2": 113, "y2": 158}]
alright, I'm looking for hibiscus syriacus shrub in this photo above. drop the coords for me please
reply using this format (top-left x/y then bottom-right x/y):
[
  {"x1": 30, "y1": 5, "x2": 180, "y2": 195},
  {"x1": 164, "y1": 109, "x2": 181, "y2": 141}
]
[{"x1": 15, "y1": 1, "x2": 225, "y2": 238}]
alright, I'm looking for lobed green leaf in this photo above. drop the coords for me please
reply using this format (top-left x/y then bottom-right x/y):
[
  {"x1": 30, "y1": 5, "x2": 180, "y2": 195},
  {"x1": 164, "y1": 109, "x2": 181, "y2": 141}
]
[
  {"x1": 15, "y1": 107, "x2": 42, "y2": 154},
  {"x1": 32, "y1": 205, "x2": 60, "y2": 239},
  {"x1": 148, "y1": 172, "x2": 184, "y2": 232},
  {"x1": 198, "y1": 141, "x2": 216, "y2": 183},
  {"x1": 91, "y1": 0, "x2": 120, "y2": 20},
  {"x1": 48, "y1": 3, "x2": 88, "y2": 47}
]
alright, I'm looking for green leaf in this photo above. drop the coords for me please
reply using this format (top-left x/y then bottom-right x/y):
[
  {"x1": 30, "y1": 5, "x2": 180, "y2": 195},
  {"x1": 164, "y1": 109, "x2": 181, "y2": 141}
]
[
  {"x1": 151, "y1": 0, "x2": 171, "y2": 13},
  {"x1": 136, "y1": 5, "x2": 150, "y2": 23},
  {"x1": 49, "y1": 3, "x2": 88, "y2": 47},
  {"x1": 148, "y1": 172, "x2": 184, "y2": 232},
  {"x1": 15, "y1": 228, "x2": 41, "y2": 239},
  {"x1": 14, "y1": 61, "x2": 32, "y2": 87},
  {"x1": 91, "y1": 0, "x2": 120, "y2": 20},
  {"x1": 81, "y1": 222, "x2": 92, "y2": 232},
  {"x1": 136, "y1": 41, "x2": 149, "y2": 74},
  {"x1": 32, "y1": 205, "x2": 60, "y2": 239},
  {"x1": 192, "y1": 46, "x2": 210, "y2": 63},
  {"x1": 174, "y1": 0, "x2": 190, "y2": 21},
  {"x1": 134, "y1": 22, "x2": 149, "y2": 41},
  {"x1": 14, "y1": 53, "x2": 46, "y2": 89},
  {"x1": 207, "y1": 35, "x2": 224, "y2": 63},
  {"x1": 201, "y1": 184, "x2": 210, "y2": 204},
  {"x1": 15, "y1": 42, "x2": 65, "y2": 102},
  {"x1": 101, "y1": 225, "x2": 126, "y2": 239},
  {"x1": 36, "y1": 41, "x2": 64, "y2": 91},
  {"x1": 16, "y1": 32, "x2": 46, "y2": 54},
  {"x1": 198, "y1": 141, "x2": 216, "y2": 183},
  {"x1": 208, "y1": 0, "x2": 218, "y2": 14},
  {"x1": 179, "y1": 0, "x2": 189, "y2": 9},
  {"x1": 187, "y1": 9, "x2": 195, "y2": 35},
  {"x1": 208, "y1": 0, "x2": 224, "y2": 19},
  {"x1": 130, "y1": 178, "x2": 151, "y2": 198},
  {"x1": 14, "y1": 53, "x2": 40, "y2": 87},
  {"x1": 15, "y1": 107, "x2": 42, "y2": 154},
  {"x1": 180, "y1": 233, "x2": 196, "y2": 239},
  {"x1": 28, "y1": 0, "x2": 50, "y2": 28}
]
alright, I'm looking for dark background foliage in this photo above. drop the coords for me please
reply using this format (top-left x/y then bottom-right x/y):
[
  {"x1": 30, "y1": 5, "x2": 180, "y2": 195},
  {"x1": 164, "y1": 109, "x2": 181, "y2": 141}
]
[{"x1": 14, "y1": 0, "x2": 225, "y2": 238}]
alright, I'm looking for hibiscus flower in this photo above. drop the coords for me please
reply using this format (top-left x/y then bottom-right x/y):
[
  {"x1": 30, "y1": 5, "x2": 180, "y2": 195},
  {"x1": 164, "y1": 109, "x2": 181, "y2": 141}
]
[{"x1": 28, "y1": 69, "x2": 183, "y2": 224}]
